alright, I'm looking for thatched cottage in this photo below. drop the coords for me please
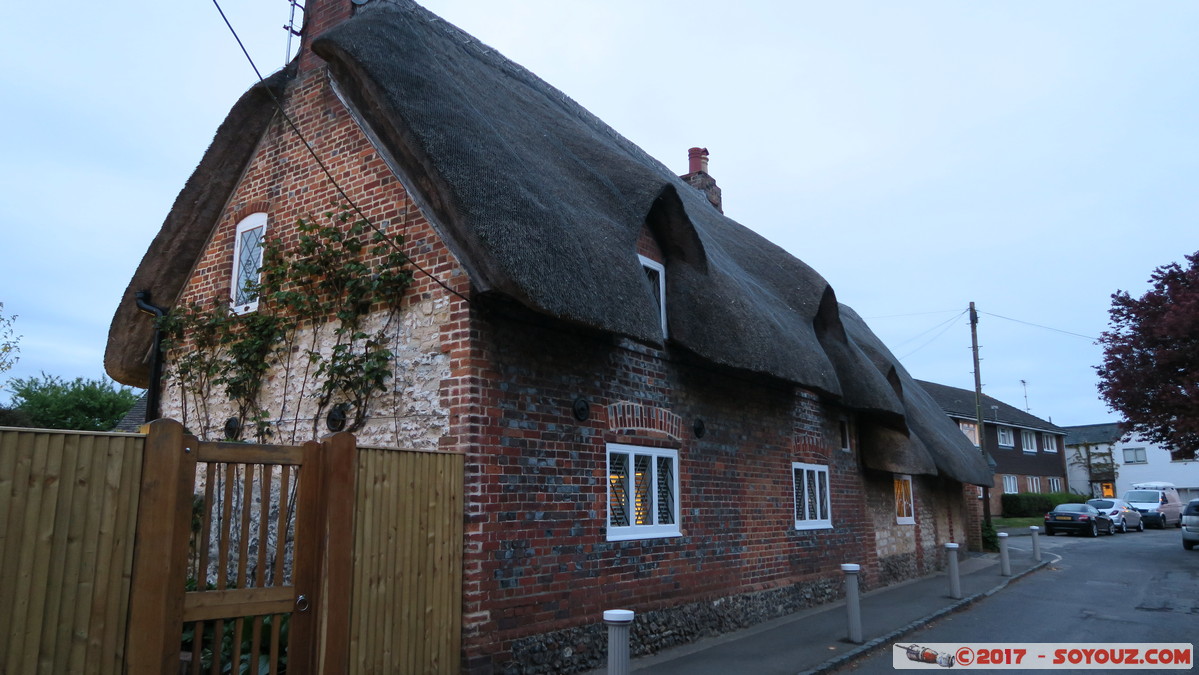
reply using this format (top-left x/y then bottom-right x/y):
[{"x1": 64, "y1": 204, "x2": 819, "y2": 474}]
[{"x1": 105, "y1": 1, "x2": 991, "y2": 671}]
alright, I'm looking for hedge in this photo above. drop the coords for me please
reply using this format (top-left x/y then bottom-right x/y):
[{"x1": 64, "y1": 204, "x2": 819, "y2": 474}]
[{"x1": 1001, "y1": 491, "x2": 1085, "y2": 517}]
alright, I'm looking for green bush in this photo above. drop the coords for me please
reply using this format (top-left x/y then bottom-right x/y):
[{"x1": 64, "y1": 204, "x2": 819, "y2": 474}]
[
  {"x1": 980, "y1": 520, "x2": 999, "y2": 552},
  {"x1": 1000, "y1": 491, "x2": 1084, "y2": 517}
]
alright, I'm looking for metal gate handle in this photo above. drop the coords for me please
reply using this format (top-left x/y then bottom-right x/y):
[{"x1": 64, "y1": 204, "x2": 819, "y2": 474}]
[{"x1": 296, "y1": 594, "x2": 310, "y2": 613}]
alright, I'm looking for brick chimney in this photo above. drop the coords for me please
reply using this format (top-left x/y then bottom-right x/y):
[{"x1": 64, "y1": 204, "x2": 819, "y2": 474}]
[
  {"x1": 681, "y1": 147, "x2": 723, "y2": 213},
  {"x1": 298, "y1": 0, "x2": 355, "y2": 72}
]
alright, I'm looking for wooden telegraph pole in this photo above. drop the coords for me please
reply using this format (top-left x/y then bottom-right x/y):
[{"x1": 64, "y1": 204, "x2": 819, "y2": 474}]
[{"x1": 970, "y1": 302, "x2": 993, "y2": 527}]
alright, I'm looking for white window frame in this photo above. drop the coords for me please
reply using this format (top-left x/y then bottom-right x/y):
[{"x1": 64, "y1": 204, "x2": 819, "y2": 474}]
[
  {"x1": 997, "y1": 426, "x2": 1014, "y2": 448},
  {"x1": 958, "y1": 421, "x2": 979, "y2": 447},
  {"x1": 792, "y1": 462, "x2": 832, "y2": 530},
  {"x1": 638, "y1": 255, "x2": 667, "y2": 338},
  {"x1": 231, "y1": 213, "x2": 267, "y2": 315},
  {"x1": 838, "y1": 416, "x2": 853, "y2": 453},
  {"x1": 1021, "y1": 430, "x2": 1037, "y2": 454},
  {"x1": 1048, "y1": 477, "x2": 1062, "y2": 492},
  {"x1": 1002, "y1": 475, "x2": 1018, "y2": 494},
  {"x1": 606, "y1": 443, "x2": 680, "y2": 541},
  {"x1": 1123, "y1": 447, "x2": 1147, "y2": 464},
  {"x1": 895, "y1": 474, "x2": 915, "y2": 525},
  {"x1": 1042, "y1": 433, "x2": 1058, "y2": 453},
  {"x1": 1027, "y1": 476, "x2": 1041, "y2": 493}
]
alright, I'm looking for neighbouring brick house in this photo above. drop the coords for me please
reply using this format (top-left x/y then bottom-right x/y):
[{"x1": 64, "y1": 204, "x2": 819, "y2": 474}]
[
  {"x1": 104, "y1": 1, "x2": 992, "y2": 672},
  {"x1": 917, "y1": 380, "x2": 1067, "y2": 516}
]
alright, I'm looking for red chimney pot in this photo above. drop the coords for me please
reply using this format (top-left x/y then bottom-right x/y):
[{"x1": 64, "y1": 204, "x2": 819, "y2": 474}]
[{"x1": 687, "y1": 147, "x2": 709, "y2": 175}]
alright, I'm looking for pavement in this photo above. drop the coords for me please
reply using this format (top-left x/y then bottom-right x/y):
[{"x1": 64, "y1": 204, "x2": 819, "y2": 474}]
[{"x1": 611, "y1": 528, "x2": 1054, "y2": 675}]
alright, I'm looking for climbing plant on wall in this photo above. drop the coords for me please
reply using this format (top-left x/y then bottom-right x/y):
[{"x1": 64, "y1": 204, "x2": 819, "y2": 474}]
[{"x1": 160, "y1": 203, "x2": 412, "y2": 442}]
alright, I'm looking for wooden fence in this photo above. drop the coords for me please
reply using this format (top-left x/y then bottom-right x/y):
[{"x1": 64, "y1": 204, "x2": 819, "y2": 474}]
[
  {"x1": 0, "y1": 424, "x2": 464, "y2": 674},
  {"x1": 0, "y1": 428, "x2": 145, "y2": 675},
  {"x1": 351, "y1": 446, "x2": 464, "y2": 674}
]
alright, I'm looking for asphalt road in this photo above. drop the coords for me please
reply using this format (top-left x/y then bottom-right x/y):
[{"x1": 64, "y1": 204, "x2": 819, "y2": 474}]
[{"x1": 834, "y1": 525, "x2": 1199, "y2": 674}]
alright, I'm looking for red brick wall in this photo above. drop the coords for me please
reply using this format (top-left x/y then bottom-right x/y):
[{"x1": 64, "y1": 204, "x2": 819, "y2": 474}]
[{"x1": 454, "y1": 303, "x2": 888, "y2": 671}]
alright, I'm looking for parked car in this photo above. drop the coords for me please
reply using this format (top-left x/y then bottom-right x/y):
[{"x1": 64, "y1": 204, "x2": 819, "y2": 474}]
[
  {"x1": 1086, "y1": 498, "x2": 1144, "y2": 533},
  {"x1": 1183, "y1": 499, "x2": 1199, "y2": 551},
  {"x1": 1044, "y1": 503, "x2": 1115, "y2": 537},
  {"x1": 1122, "y1": 482, "x2": 1183, "y2": 528}
]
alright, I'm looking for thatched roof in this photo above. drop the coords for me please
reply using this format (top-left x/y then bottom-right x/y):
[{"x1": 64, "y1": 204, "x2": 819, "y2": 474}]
[{"x1": 105, "y1": 0, "x2": 991, "y2": 485}]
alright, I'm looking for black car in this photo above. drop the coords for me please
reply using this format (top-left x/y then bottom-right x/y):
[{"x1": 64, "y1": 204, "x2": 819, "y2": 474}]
[{"x1": 1044, "y1": 503, "x2": 1115, "y2": 537}]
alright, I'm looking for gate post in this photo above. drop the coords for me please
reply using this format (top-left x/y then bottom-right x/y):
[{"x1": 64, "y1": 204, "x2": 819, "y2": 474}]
[
  {"x1": 126, "y1": 420, "x2": 197, "y2": 674},
  {"x1": 319, "y1": 431, "x2": 358, "y2": 674}
]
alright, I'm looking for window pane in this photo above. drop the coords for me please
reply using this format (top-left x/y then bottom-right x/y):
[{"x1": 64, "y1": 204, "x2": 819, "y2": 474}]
[
  {"x1": 656, "y1": 456, "x2": 675, "y2": 525},
  {"x1": 634, "y1": 454, "x2": 652, "y2": 525},
  {"x1": 609, "y1": 453, "x2": 629, "y2": 527},
  {"x1": 644, "y1": 266, "x2": 662, "y2": 310},
  {"x1": 235, "y1": 225, "x2": 264, "y2": 305},
  {"x1": 805, "y1": 469, "x2": 819, "y2": 521},
  {"x1": 816, "y1": 470, "x2": 829, "y2": 520},
  {"x1": 793, "y1": 468, "x2": 805, "y2": 520}
]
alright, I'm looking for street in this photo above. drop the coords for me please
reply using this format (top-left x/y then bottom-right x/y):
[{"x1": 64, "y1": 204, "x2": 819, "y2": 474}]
[{"x1": 835, "y1": 526, "x2": 1199, "y2": 673}]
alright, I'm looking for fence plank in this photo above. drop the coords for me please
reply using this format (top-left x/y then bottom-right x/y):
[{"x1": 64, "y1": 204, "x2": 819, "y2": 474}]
[
  {"x1": 25, "y1": 432, "x2": 65, "y2": 675},
  {"x1": 182, "y1": 586, "x2": 295, "y2": 621},
  {"x1": 194, "y1": 441, "x2": 305, "y2": 465}
]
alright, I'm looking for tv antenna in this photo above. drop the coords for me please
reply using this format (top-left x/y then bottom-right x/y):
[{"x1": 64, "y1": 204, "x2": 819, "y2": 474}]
[
  {"x1": 284, "y1": 0, "x2": 304, "y2": 64},
  {"x1": 1021, "y1": 379, "x2": 1030, "y2": 411}
]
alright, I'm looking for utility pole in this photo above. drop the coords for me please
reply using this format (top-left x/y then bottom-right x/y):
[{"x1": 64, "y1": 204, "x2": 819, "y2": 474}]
[{"x1": 970, "y1": 302, "x2": 992, "y2": 528}]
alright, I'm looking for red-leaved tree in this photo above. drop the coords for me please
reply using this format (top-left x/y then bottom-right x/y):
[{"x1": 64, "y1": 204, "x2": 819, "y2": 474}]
[{"x1": 1096, "y1": 251, "x2": 1199, "y2": 460}]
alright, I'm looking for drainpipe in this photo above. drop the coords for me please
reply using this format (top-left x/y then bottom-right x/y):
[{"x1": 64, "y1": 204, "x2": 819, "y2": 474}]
[{"x1": 134, "y1": 291, "x2": 167, "y2": 423}]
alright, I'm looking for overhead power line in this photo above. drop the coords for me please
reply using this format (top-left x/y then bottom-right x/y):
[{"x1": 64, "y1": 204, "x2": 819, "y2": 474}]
[
  {"x1": 210, "y1": 0, "x2": 470, "y2": 304},
  {"x1": 978, "y1": 311, "x2": 1097, "y2": 341}
]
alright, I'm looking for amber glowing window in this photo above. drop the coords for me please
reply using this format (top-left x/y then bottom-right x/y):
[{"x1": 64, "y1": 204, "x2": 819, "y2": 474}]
[
  {"x1": 607, "y1": 443, "x2": 680, "y2": 541},
  {"x1": 895, "y1": 474, "x2": 914, "y2": 524}
]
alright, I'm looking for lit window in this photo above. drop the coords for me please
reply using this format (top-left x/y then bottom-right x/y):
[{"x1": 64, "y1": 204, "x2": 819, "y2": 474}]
[
  {"x1": 1027, "y1": 476, "x2": 1041, "y2": 493},
  {"x1": 958, "y1": 421, "x2": 979, "y2": 447},
  {"x1": 997, "y1": 427, "x2": 1014, "y2": 448},
  {"x1": 1048, "y1": 477, "x2": 1062, "y2": 492},
  {"x1": 231, "y1": 213, "x2": 267, "y2": 314},
  {"x1": 793, "y1": 462, "x2": 832, "y2": 530},
  {"x1": 1002, "y1": 475, "x2": 1018, "y2": 494},
  {"x1": 607, "y1": 444, "x2": 680, "y2": 541},
  {"x1": 1042, "y1": 433, "x2": 1058, "y2": 453},
  {"x1": 895, "y1": 474, "x2": 914, "y2": 525},
  {"x1": 638, "y1": 255, "x2": 667, "y2": 338},
  {"x1": 1123, "y1": 447, "x2": 1147, "y2": 464},
  {"x1": 1021, "y1": 430, "x2": 1037, "y2": 454}
]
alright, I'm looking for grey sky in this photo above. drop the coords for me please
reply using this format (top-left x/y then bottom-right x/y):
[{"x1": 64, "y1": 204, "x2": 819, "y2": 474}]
[{"x1": 1, "y1": 1, "x2": 1194, "y2": 426}]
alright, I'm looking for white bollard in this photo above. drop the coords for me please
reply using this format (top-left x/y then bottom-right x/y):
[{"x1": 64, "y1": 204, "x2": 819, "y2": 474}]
[
  {"x1": 841, "y1": 564, "x2": 863, "y2": 643},
  {"x1": 604, "y1": 609, "x2": 635, "y2": 675},
  {"x1": 1029, "y1": 526, "x2": 1042, "y2": 562},
  {"x1": 945, "y1": 543, "x2": 961, "y2": 599},
  {"x1": 998, "y1": 532, "x2": 1011, "y2": 576}
]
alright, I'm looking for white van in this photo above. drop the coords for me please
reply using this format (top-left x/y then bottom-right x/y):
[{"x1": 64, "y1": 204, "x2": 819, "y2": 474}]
[{"x1": 1122, "y1": 482, "x2": 1183, "y2": 529}]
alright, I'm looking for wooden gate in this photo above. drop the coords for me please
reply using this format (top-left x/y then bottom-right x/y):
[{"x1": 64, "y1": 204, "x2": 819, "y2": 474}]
[{"x1": 126, "y1": 420, "x2": 355, "y2": 674}]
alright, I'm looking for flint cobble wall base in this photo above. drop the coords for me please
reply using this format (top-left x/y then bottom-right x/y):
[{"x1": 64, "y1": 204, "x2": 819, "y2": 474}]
[{"x1": 502, "y1": 577, "x2": 842, "y2": 675}]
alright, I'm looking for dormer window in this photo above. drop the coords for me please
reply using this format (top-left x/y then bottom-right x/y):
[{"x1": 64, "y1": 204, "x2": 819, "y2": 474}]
[
  {"x1": 638, "y1": 255, "x2": 667, "y2": 338},
  {"x1": 231, "y1": 213, "x2": 267, "y2": 314}
]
